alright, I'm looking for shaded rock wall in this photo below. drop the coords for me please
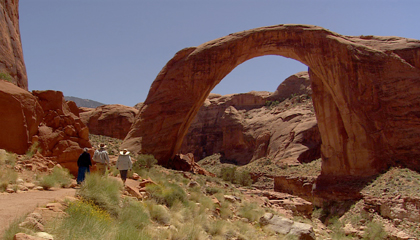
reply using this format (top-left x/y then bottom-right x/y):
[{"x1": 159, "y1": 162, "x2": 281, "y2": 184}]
[
  {"x1": 79, "y1": 104, "x2": 139, "y2": 140},
  {"x1": 123, "y1": 24, "x2": 420, "y2": 179},
  {"x1": 179, "y1": 72, "x2": 319, "y2": 165},
  {"x1": 0, "y1": 0, "x2": 27, "y2": 89}
]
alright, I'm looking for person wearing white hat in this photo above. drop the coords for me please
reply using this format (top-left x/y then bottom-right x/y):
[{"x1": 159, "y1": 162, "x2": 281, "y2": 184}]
[
  {"x1": 116, "y1": 149, "x2": 132, "y2": 185},
  {"x1": 92, "y1": 143, "x2": 110, "y2": 175}
]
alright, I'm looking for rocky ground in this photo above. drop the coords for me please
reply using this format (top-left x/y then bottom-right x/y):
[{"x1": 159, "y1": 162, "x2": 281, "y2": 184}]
[{"x1": 1, "y1": 135, "x2": 420, "y2": 239}]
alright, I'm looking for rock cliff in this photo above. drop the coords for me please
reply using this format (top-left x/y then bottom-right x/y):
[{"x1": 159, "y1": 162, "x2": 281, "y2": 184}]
[
  {"x1": 0, "y1": 0, "x2": 27, "y2": 89},
  {"x1": 123, "y1": 24, "x2": 420, "y2": 180},
  {"x1": 0, "y1": 80, "x2": 43, "y2": 154},
  {"x1": 180, "y1": 72, "x2": 320, "y2": 165}
]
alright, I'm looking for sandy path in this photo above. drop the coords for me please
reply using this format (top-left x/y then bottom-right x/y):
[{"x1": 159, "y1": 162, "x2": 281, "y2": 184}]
[{"x1": 0, "y1": 188, "x2": 76, "y2": 236}]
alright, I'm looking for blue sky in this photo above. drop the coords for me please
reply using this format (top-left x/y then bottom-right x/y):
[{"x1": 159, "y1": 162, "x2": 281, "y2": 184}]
[{"x1": 20, "y1": 0, "x2": 420, "y2": 107}]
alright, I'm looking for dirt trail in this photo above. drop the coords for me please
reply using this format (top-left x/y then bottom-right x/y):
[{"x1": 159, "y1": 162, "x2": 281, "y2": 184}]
[{"x1": 0, "y1": 188, "x2": 76, "y2": 236}]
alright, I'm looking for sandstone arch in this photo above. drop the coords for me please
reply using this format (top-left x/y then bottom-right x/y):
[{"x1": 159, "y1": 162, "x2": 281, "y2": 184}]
[{"x1": 122, "y1": 24, "x2": 420, "y2": 179}]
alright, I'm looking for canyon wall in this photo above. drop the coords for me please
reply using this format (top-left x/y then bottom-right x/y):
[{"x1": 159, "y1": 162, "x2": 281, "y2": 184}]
[{"x1": 0, "y1": 0, "x2": 27, "y2": 89}]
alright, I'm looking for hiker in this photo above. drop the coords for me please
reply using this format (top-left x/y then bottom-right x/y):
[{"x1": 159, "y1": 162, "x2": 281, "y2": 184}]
[
  {"x1": 92, "y1": 143, "x2": 110, "y2": 175},
  {"x1": 116, "y1": 149, "x2": 132, "y2": 186},
  {"x1": 77, "y1": 148, "x2": 92, "y2": 184}
]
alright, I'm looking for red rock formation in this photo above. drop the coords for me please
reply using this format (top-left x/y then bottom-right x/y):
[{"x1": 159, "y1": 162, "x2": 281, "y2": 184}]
[
  {"x1": 123, "y1": 24, "x2": 420, "y2": 180},
  {"x1": 32, "y1": 90, "x2": 91, "y2": 175},
  {"x1": 79, "y1": 104, "x2": 138, "y2": 140},
  {"x1": 0, "y1": 80, "x2": 43, "y2": 154},
  {"x1": 179, "y1": 74, "x2": 319, "y2": 166},
  {"x1": 0, "y1": 0, "x2": 27, "y2": 89},
  {"x1": 171, "y1": 153, "x2": 216, "y2": 177}
]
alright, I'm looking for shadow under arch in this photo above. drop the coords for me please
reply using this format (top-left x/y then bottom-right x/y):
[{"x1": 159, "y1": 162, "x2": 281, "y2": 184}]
[{"x1": 122, "y1": 24, "x2": 420, "y2": 180}]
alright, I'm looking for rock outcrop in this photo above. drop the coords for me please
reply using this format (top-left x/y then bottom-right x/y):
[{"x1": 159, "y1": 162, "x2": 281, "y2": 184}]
[
  {"x1": 180, "y1": 72, "x2": 319, "y2": 165},
  {"x1": 32, "y1": 90, "x2": 91, "y2": 175},
  {"x1": 0, "y1": 0, "x2": 27, "y2": 89},
  {"x1": 123, "y1": 24, "x2": 420, "y2": 180},
  {"x1": 0, "y1": 80, "x2": 43, "y2": 154},
  {"x1": 79, "y1": 104, "x2": 138, "y2": 140}
]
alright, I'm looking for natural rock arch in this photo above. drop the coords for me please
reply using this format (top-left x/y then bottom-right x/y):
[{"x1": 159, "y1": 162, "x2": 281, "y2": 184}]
[{"x1": 122, "y1": 24, "x2": 420, "y2": 179}]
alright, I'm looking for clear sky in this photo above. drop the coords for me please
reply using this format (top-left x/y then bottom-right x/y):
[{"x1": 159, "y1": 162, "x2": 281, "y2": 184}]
[{"x1": 19, "y1": 0, "x2": 420, "y2": 107}]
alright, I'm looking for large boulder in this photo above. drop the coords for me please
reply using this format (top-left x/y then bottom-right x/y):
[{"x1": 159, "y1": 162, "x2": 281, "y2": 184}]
[
  {"x1": 32, "y1": 90, "x2": 91, "y2": 175},
  {"x1": 122, "y1": 24, "x2": 420, "y2": 180},
  {"x1": 79, "y1": 104, "x2": 138, "y2": 140},
  {"x1": 180, "y1": 74, "x2": 319, "y2": 165},
  {"x1": 0, "y1": 81, "x2": 43, "y2": 154},
  {"x1": 0, "y1": 0, "x2": 27, "y2": 89}
]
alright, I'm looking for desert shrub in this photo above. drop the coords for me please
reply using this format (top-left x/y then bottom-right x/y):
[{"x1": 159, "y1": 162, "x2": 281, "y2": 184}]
[
  {"x1": 220, "y1": 166, "x2": 236, "y2": 182},
  {"x1": 134, "y1": 154, "x2": 157, "y2": 171},
  {"x1": 145, "y1": 182, "x2": 187, "y2": 208},
  {"x1": 265, "y1": 100, "x2": 280, "y2": 109},
  {"x1": 51, "y1": 200, "x2": 113, "y2": 240},
  {"x1": 363, "y1": 221, "x2": 387, "y2": 240},
  {"x1": 0, "y1": 168, "x2": 18, "y2": 192},
  {"x1": 238, "y1": 202, "x2": 265, "y2": 222},
  {"x1": 1, "y1": 215, "x2": 28, "y2": 240},
  {"x1": 25, "y1": 142, "x2": 41, "y2": 159},
  {"x1": 205, "y1": 186, "x2": 221, "y2": 195},
  {"x1": 118, "y1": 199, "x2": 150, "y2": 228},
  {"x1": 144, "y1": 201, "x2": 171, "y2": 225},
  {"x1": 77, "y1": 172, "x2": 122, "y2": 216},
  {"x1": 235, "y1": 170, "x2": 253, "y2": 186},
  {"x1": 0, "y1": 72, "x2": 13, "y2": 83},
  {"x1": 0, "y1": 150, "x2": 17, "y2": 166},
  {"x1": 38, "y1": 166, "x2": 72, "y2": 189}
]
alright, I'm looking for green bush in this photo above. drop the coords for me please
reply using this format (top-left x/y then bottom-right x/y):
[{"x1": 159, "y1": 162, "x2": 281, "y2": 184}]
[
  {"x1": 77, "y1": 172, "x2": 123, "y2": 216},
  {"x1": 363, "y1": 221, "x2": 387, "y2": 240},
  {"x1": 133, "y1": 154, "x2": 157, "y2": 172},
  {"x1": 238, "y1": 202, "x2": 264, "y2": 222},
  {"x1": 0, "y1": 168, "x2": 17, "y2": 192},
  {"x1": 235, "y1": 170, "x2": 253, "y2": 186},
  {"x1": 220, "y1": 166, "x2": 236, "y2": 182},
  {"x1": 145, "y1": 182, "x2": 187, "y2": 208},
  {"x1": 38, "y1": 166, "x2": 73, "y2": 189},
  {"x1": 144, "y1": 201, "x2": 171, "y2": 225},
  {"x1": 118, "y1": 199, "x2": 150, "y2": 228},
  {"x1": 0, "y1": 72, "x2": 13, "y2": 83},
  {"x1": 51, "y1": 200, "x2": 113, "y2": 240}
]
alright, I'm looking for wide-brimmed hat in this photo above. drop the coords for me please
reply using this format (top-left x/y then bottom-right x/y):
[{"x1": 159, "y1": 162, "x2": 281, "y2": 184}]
[
  {"x1": 98, "y1": 143, "x2": 107, "y2": 148},
  {"x1": 83, "y1": 147, "x2": 89, "y2": 152},
  {"x1": 119, "y1": 149, "x2": 130, "y2": 155}
]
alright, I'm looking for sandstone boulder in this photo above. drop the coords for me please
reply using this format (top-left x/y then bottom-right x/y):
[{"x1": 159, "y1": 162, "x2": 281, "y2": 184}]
[
  {"x1": 0, "y1": 0, "x2": 27, "y2": 89},
  {"x1": 170, "y1": 153, "x2": 216, "y2": 177},
  {"x1": 0, "y1": 81, "x2": 43, "y2": 154},
  {"x1": 80, "y1": 104, "x2": 138, "y2": 140},
  {"x1": 32, "y1": 90, "x2": 91, "y2": 175},
  {"x1": 123, "y1": 24, "x2": 420, "y2": 180}
]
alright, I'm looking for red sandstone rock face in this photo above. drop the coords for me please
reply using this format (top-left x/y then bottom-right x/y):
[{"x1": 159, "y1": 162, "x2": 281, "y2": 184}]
[
  {"x1": 0, "y1": 0, "x2": 27, "y2": 89},
  {"x1": 0, "y1": 81, "x2": 43, "y2": 154},
  {"x1": 179, "y1": 73, "x2": 319, "y2": 165},
  {"x1": 79, "y1": 104, "x2": 138, "y2": 140},
  {"x1": 32, "y1": 90, "x2": 91, "y2": 175},
  {"x1": 123, "y1": 24, "x2": 420, "y2": 180}
]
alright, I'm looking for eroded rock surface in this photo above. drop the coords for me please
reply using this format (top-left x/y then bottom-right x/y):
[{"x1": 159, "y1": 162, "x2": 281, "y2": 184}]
[
  {"x1": 32, "y1": 90, "x2": 91, "y2": 175},
  {"x1": 123, "y1": 24, "x2": 420, "y2": 179},
  {"x1": 0, "y1": 81, "x2": 43, "y2": 154},
  {"x1": 0, "y1": 0, "x2": 27, "y2": 89},
  {"x1": 180, "y1": 72, "x2": 319, "y2": 165},
  {"x1": 80, "y1": 104, "x2": 138, "y2": 140}
]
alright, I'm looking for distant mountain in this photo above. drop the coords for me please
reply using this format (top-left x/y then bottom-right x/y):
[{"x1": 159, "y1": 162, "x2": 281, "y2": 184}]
[{"x1": 64, "y1": 96, "x2": 105, "y2": 108}]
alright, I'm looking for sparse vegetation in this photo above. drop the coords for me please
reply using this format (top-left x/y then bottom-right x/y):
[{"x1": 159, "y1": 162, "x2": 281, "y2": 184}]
[
  {"x1": 38, "y1": 166, "x2": 73, "y2": 190},
  {"x1": 265, "y1": 100, "x2": 280, "y2": 109},
  {"x1": 134, "y1": 154, "x2": 158, "y2": 171},
  {"x1": 0, "y1": 72, "x2": 13, "y2": 83}
]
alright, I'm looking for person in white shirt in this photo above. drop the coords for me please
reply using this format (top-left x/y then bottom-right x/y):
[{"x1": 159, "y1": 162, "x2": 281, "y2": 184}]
[
  {"x1": 116, "y1": 149, "x2": 132, "y2": 185},
  {"x1": 92, "y1": 143, "x2": 110, "y2": 175}
]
